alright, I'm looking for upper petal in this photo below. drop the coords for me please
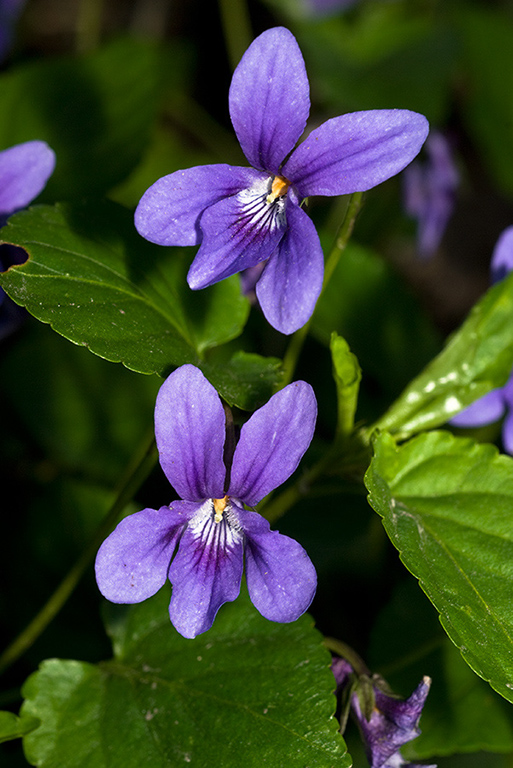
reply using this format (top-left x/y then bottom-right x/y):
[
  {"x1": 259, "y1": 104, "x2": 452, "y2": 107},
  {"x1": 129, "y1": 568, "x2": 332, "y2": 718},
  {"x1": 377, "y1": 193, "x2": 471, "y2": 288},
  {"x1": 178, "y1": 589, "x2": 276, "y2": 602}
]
[
  {"x1": 155, "y1": 365, "x2": 227, "y2": 501},
  {"x1": 229, "y1": 27, "x2": 310, "y2": 174},
  {"x1": 0, "y1": 141, "x2": 55, "y2": 218},
  {"x1": 95, "y1": 501, "x2": 196, "y2": 604},
  {"x1": 134, "y1": 164, "x2": 260, "y2": 246},
  {"x1": 229, "y1": 379, "x2": 317, "y2": 506},
  {"x1": 242, "y1": 510, "x2": 317, "y2": 623},
  {"x1": 283, "y1": 110, "x2": 429, "y2": 198},
  {"x1": 187, "y1": 176, "x2": 286, "y2": 290},
  {"x1": 168, "y1": 500, "x2": 244, "y2": 638},
  {"x1": 255, "y1": 199, "x2": 324, "y2": 334}
]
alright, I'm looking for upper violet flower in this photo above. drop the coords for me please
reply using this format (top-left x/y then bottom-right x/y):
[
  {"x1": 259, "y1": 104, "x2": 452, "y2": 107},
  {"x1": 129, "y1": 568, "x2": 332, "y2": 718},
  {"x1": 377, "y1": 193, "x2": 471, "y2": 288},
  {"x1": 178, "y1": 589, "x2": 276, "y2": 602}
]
[
  {"x1": 450, "y1": 226, "x2": 513, "y2": 453},
  {"x1": 95, "y1": 364, "x2": 318, "y2": 639},
  {"x1": 332, "y1": 658, "x2": 435, "y2": 768},
  {"x1": 135, "y1": 26, "x2": 429, "y2": 335},
  {"x1": 403, "y1": 130, "x2": 459, "y2": 258}
]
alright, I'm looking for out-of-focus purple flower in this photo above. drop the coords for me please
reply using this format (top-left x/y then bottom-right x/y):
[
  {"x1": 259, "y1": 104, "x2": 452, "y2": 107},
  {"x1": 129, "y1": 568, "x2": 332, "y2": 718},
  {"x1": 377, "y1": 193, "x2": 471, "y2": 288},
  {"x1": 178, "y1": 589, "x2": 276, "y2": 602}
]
[
  {"x1": 450, "y1": 227, "x2": 513, "y2": 453},
  {"x1": 96, "y1": 364, "x2": 318, "y2": 639},
  {"x1": 0, "y1": 140, "x2": 56, "y2": 226},
  {"x1": 135, "y1": 27, "x2": 429, "y2": 335},
  {"x1": 304, "y1": 0, "x2": 358, "y2": 16},
  {"x1": 403, "y1": 131, "x2": 459, "y2": 258},
  {"x1": 0, "y1": 140, "x2": 56, "y2": 336},
  {"x1": 0, "y1": 0, "x2": 26, "y2": 62},
  {"x1": 332, "y1": 657, "x2": 435, "y2": 768}
]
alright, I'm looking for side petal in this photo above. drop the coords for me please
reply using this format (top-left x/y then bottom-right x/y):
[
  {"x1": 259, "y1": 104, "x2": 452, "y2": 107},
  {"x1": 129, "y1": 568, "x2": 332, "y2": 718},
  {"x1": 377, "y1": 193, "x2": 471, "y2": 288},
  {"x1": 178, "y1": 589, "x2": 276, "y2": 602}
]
[
  {"x1": 255, "y1": 200, "x2": 324, "y2": 334},
  {"x1": 229, "y1": 27, "x2": 310, "y2": 174},
  {"x1": 95, "y1": 501, "x2": 196, "y2": 604},
  {"x1": 155, "y1": 365, "x2": 226, "y2": 500},
  {"x1": 450, "y1": 388, "x2": 506, "y2": 428},
  {"x1": 242, "y1": 510, "x2": 317, "y2": 623},
  {"x1": 283, "y1": 110, "x2": 429, "y2": 198},
  {"x1": 229, "y1": 379, "x2": 317, "y2": 506},
  {"x1": 168, "y1": 501, "x2": 244, "y2": 638},
  {"x1": 0, "y1": 141, "x2": 55, "y2": 217},
  {"x1": 134, "y1": 164, "x2": 260, "y2": 246},
  {"x1": 187, "y1": 176, "x2": 286, "y2": 289}
]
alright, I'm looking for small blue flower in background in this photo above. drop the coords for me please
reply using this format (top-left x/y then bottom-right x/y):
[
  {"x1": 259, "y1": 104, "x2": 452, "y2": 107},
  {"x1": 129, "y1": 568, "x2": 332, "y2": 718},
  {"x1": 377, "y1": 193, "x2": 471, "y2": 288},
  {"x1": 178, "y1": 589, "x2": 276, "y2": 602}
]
[
  {"x1": 0, "y1": 140, "x2": 56, "y2": 337},
  {"x1": 403, "y1": 130, "x2": 459, "y2": 258},
  {"x1": 95, "y1": 364, "x2": 318, "y2": 639},
  {"x1": 135, "y1": 26, "x2": 429, "y2": 335},
  {"x1": 450, "y1": 226, "x2": 513, "y2": 453},
  {"x1": 304, "y1": 0, "x2": 358, "y2": 16},
  {"x1": 332, "y1": 657, "x2": 435, "y2": 768},
  {"x1": 0, "y1": 0, "x2": 26, "y2": 62}
]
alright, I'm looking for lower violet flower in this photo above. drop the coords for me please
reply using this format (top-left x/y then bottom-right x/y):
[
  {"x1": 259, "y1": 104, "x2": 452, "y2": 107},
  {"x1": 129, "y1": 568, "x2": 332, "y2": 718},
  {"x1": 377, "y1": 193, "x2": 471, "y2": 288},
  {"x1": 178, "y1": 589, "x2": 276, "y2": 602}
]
[
  {"x1": 450, "y1": 226, "x2": 513, "y2": 453},
  {"x1": 135, "y1": 26, "x2": 429, "y2": 335},
  {"x1": 332, "y1": 658, "x2": 435, "y2": 768},
  {"x1": 95, "y1": 364, "x2": 318, "y2": 639}
]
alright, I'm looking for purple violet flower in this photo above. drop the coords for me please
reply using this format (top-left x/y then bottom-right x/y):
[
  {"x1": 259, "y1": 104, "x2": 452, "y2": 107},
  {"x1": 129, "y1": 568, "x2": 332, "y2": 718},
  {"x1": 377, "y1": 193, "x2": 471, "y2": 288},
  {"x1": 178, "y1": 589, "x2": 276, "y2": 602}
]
[
  {"x1": 0, "y1": 140, "x2": 55, "y2": 335},
  {"x1": 135, "y1": 26, "x2": 429, "y2": 335},
  {"x1": 403, "y1": 130, "x2": 459, "y2": 258},
  {"x1": 0, "y1": 0, "x2": 26, "y2": 62},
  {"x1": 450, "y1": 226, "x2": 513, "y2": 453},
  {"x1": 332, "y1": 658, "x2": 435, "y2": 768},
  {"x1": 0, "y1": 140, "x2": 56, "y2": 226},
  {"x1": 95, "y1": 364, "x2": 318, "y2": 639}
]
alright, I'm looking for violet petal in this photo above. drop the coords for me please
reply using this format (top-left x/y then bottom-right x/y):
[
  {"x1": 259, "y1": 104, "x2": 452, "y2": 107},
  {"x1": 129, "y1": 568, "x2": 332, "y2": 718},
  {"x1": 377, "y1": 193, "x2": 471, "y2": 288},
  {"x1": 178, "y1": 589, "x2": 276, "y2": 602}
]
[
  {"x1": 134, "y1": 164, "x2": 261, "y2": 247},
  {"x1": 242, "y1": 509, "x2": 317, "y2": 622},
  {"x1": 0, "y1": 141, "x2": 55, "y2": 217},
  {"x1": 187, "y1": 176, "x2": 285, "y2": 290},
  {"x1": 229, "y1": 27, "x2": 310, "y2": 175},
  {"x1": 491, "y1": 226, "x2": 513, "y2": 284},
  {"x1": 450, "y1": 388, "x2": 506, "y2": 428},
  {"x1": 168, "y1": 500, "x2": 244, "y2": 638},
  {"x1": 95, "y1": 502, "x2": 197, "y2": 604},
  {"x1": 229, "y1": 379, "x2": 317, "y2": 506},
  {"x1": 283, "y1": 110, "x2": 429, "y2": 198},
  {"x1": 155, "y1": 365, "x2": 226, "y2": 501},
  {"x1": 255, "y1": 199, "x2": 324, "y2": 334}
]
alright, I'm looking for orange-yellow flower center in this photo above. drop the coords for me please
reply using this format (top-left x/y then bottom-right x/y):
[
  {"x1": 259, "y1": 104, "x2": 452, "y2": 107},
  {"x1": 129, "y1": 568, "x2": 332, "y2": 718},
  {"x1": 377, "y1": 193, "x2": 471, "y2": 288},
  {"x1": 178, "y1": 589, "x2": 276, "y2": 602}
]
[
  {"x1": 266, "y1": 175, "x2": 291, "y2": 204},
  {"x1": 213, "y1": 495, "x2": 229, "y2": 523}
]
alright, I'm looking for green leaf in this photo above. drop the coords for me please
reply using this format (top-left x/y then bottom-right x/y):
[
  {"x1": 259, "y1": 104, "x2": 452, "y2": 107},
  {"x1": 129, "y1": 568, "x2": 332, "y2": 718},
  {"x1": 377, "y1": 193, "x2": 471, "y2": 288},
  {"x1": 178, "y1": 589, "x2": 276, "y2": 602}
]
[
  {"x1": 0, "y1": 38, "x2": 172, "y2": 198},
  {"x1": 0, "y1": 200, "x2": 279, "y2": 409},
  {"x1": 0, "y1": 711, "x2": 39, "y2": 743},
  {"x1": 20, "y1": 589, "x2": 350, "y2": 768},
  {"x1": 373, "y1": 271, "x2": 513, "y2": 440},
  {"x1": 365, "y1": 429, "x2": 513, "y2": 704},
  {"x1": 330, "y1": 333, "x2": 361, "y2": 440}
]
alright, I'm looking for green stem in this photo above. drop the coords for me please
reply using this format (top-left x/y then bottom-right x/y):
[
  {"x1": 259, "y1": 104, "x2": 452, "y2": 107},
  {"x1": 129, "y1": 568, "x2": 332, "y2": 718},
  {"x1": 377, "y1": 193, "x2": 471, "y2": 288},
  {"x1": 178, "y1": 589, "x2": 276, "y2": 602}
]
[
  {"x1": 0, "y1": 430, "x2": 158, "y2": 675},
  {"x1": 76, "y1": 0, "x2": 104, "y2": 52},
  {"x1": 281, "y1": 192, "x2": 364, "y2": 388},
  {"x1": 323, "y1": 636, "x2": 370, "y2": 677},
  {"x1": 218, "y1": 0, "x2": 253, "y2": 71}
]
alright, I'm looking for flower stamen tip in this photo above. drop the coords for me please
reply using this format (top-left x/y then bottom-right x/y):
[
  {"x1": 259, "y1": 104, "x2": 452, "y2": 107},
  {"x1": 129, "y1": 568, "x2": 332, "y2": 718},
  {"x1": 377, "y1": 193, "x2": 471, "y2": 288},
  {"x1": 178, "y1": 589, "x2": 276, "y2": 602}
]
[
  {"x1": 213, "y1": 495, "x2": 229, "y2": 523},
  {"x1": 266, "y1": 175, "x2": 291, "y2": 204}
]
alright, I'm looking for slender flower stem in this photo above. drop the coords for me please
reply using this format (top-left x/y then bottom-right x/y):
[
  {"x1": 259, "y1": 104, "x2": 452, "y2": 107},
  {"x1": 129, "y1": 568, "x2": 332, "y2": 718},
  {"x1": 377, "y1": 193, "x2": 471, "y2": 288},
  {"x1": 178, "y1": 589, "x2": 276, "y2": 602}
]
[
  {"x1": 76, "y1": 0, "x2": 104, "y2": 52},
  {"x1": 281, "y1": 191, "x2": 364, "y2": 388},
  {"x1": 0, "y1": 430, "x2": 158, "y2": 675},
  {"x1": 218, "y1": 0, "x2": 253, "y2": 71},
  {"x1": 324, "y1": 636, "x2": 371, "y2": 677}
]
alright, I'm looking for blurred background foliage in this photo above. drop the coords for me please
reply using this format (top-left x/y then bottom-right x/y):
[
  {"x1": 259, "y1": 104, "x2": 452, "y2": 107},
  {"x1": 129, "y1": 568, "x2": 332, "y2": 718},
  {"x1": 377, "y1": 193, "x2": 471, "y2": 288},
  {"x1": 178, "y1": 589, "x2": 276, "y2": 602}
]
[{"x1": 3, "y1": 0, "x2": 513, "y2": 765}]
